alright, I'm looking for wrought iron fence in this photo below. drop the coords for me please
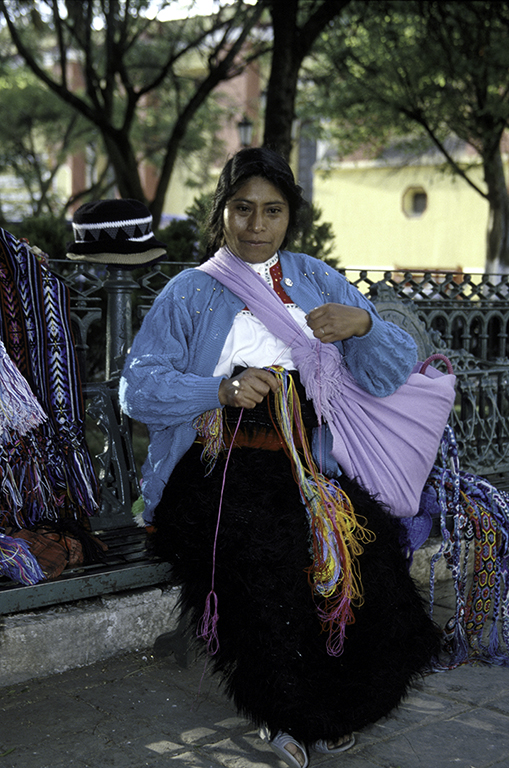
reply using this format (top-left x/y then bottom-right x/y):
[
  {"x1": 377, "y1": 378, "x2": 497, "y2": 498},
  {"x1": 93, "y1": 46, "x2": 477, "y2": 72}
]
[
  {"x1": 48, "y1": 258, "x2": 509, "y2": 523},
  {"x1": 346, "y1": 268, "x2": 509, "y2": 362}
]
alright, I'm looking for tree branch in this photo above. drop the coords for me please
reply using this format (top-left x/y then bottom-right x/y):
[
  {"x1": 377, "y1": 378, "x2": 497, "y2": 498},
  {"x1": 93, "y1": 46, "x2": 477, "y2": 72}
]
[{"x1": 151, "y1": 2, "x2": 266, "y2": 222}]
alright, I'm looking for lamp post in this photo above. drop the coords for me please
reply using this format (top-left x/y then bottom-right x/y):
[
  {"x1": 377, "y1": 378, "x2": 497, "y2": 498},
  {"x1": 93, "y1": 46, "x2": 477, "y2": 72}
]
[{"x1": 237, "y1": 114, "x2": 254, "y2": 148}]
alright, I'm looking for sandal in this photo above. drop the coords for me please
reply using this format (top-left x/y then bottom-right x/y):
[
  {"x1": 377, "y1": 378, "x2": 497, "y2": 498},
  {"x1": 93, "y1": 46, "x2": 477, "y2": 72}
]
[
  {"x1": 260, "y1": 727, "x2": 309, "y2": 768},
  {"x1": 313, "y1": 734, "x2": 355, "y2": 753}
]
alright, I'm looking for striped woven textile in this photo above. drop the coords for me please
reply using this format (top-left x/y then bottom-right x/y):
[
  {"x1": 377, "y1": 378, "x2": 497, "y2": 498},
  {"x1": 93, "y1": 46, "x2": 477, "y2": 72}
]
[{"x1": 0, "y1": 227, "x2": 100, "y2": 530}]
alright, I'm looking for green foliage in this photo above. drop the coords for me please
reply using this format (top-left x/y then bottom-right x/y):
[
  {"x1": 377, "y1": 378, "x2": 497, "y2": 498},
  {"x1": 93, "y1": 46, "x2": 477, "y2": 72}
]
[
  {"x1": 155, "y1": 217, "x2": 199, "y2": 263},
  {"x1": 290, "y1": 204, "x2": 338, "y2": 265},
  {"x1": 0, "y1": 71, "x2": 96, "y2": 217},
  {"x1": 306, "y1": 0, "x2": 509, "y2": 265},
  {"x1": 309, "y1": 0, "x2": 509, "y2": 171},
  {"x1": 185, "y1": 193, "x2": 213, "y2": 258},
  {"x1": 154, "y1": 193, "x2": 213, "y2": 263},
  {"x1": 154, "y1": 189, "x2": 218, "y2": 263},
  {"x1": 0, "y1": 0, "x2": 266, "y2": 219}
]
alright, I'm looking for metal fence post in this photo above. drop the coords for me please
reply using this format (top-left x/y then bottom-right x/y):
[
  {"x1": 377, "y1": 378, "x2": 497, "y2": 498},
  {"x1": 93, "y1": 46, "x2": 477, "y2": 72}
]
[{"x1": 103, "y1": 266, "x2": 138, "y2": 379}]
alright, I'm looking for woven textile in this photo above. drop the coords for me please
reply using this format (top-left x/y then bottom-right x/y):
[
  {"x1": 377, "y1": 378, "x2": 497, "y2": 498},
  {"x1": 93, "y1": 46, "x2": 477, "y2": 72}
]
[
  {"x1": 0, "y1": 227, "x2": 100, "y2": 529},
  {"x1": 427, "y1": 426, "x2": 509, "y2": 668}
]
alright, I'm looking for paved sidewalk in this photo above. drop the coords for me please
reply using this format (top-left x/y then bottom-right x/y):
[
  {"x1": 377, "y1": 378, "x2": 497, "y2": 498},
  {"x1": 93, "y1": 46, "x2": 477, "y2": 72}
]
[
  {"x1": 2, "y1": 583, "x2": 509, "y2": 768},
  {"x1": 1, "y1": 644, "x2": 509, "y2": 768}
]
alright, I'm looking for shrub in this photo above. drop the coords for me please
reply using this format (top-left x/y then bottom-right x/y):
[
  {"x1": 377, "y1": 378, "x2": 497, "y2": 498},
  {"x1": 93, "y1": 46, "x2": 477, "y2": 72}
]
[
  {"x1": 155, "y1": 217, "x2": 199, "y2": 262},
  {"x1": 291, "y1": 204, "x2": 338, "y2": 265},
  {"x1": 6, "y1": 216, "x2": 70, "y2": 259}
]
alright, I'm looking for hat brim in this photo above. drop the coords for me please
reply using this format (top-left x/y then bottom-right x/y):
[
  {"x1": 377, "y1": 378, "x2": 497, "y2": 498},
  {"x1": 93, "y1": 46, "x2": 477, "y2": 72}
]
[
  {"x1": 66, "y1": 234, "x2": 166, "y2": 256},
  {"x1": 66, "y1": 246, "x2": 167, "y2": 265}
]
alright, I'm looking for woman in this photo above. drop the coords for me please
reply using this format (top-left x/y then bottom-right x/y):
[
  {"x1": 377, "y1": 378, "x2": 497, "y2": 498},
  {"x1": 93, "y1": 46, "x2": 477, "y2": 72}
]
[{"x1": 119, "y1": 147, "x2": 441, "y2": 768}]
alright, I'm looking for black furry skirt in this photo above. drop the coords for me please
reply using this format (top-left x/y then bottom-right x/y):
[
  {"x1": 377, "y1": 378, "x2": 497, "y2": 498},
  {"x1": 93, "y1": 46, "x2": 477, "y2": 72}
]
[{"x1": 153, "y1": 438, "x2": 441, "y2": 746}]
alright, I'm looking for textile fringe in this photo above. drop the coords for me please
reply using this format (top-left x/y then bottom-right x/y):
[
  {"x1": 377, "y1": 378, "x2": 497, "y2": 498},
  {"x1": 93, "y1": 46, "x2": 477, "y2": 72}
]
[
  {"x1": 0, "y1": 339, "x2": 47, "y2": 441},
  {"x1": 268, "y1": 366, "x2": 375, "y2": 656},
  {"x1": 0, "y1": 227, "x2": 100, "y2": 531},
  {"x1": 0, "y1": 532, "x2": 45, "y2": 585},
  {"x1": 427, "y1": 425, "x2": 509, "y2": 668},
  {"x1": 193, "y1": 408, "x2": 224, "y2": 474}
]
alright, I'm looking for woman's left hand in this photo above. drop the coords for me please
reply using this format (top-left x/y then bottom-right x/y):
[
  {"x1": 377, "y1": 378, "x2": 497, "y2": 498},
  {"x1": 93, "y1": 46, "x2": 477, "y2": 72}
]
[
  {"x1": 218, "y1": 367, "x2": 280, "y2": 409},
  {"x1": 306, "y1": 303, "x2": 371, "y2": 343}
]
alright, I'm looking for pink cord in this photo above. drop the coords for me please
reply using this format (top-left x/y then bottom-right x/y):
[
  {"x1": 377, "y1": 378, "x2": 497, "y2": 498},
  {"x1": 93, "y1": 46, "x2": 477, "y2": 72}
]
[
  {"x1": 197, "y1": 407, "x2": 244, "y2": 655},
  {"x1": 198, "y1": 321, "x2": 316, "y2": 654}
]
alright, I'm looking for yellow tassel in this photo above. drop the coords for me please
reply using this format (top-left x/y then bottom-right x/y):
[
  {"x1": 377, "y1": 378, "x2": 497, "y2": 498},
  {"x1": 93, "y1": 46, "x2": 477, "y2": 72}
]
[
  {"x1": 268, "y1": 367, "x2": 375, "y2": 652},
  {"x1": 193, "y1": 408, "x2": 224, "y2": 474}
]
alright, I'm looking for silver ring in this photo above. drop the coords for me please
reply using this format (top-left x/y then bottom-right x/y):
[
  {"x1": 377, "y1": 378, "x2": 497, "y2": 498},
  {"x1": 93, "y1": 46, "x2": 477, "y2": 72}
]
[
  {"x1": 232, "y1": 379, "x2": 240, "y2": 387},
  {"x1": 320, "y1": 327, "x2": 325, "y2": 336},
  {"x1": 234, "y1": 389, "x2": 239, "y2": 396}
]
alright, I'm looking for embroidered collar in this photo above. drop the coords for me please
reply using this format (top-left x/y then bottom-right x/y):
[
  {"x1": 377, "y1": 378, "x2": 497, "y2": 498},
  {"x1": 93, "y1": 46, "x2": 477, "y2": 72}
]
[
  {"x1": 248, "y1": 253, "x2": 293, "y2": 305},
  {"x1": 249, "y1": 253, "x2": 279, "y2": 284}
]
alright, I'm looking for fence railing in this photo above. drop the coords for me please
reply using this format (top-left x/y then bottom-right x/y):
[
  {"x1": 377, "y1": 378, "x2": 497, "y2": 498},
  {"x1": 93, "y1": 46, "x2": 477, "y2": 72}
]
[
  {"x1": 49, "y1": 258, "x2": 509, "y2": 523},
  {"x1": 346, "y1": 268, "x2": 509, "y2": 362}
]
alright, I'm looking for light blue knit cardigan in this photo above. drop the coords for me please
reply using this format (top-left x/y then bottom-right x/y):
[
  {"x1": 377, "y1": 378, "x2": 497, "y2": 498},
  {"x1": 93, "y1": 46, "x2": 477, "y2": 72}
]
[{"x1": 119, "y1": 251, "x2": 417, "y2": 523}]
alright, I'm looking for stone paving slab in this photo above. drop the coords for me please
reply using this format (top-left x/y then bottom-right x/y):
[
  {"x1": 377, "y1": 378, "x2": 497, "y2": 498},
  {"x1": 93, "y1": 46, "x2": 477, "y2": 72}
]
[
  {"x1": 1, "y1": 571, "x2": 507, "y2": 768},
  {"x1": 2, "y1": 646, "x2": 509, "y2": 768}
]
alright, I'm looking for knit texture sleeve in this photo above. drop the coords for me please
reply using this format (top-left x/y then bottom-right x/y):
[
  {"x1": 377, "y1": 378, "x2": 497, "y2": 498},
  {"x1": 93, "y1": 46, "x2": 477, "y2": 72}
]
[
  {"x1": 343, "y1": 313, "x2": 418, "y2": 396},
  {"x1": 119, "y1": 275, "x2": 225, "y2": 427}
]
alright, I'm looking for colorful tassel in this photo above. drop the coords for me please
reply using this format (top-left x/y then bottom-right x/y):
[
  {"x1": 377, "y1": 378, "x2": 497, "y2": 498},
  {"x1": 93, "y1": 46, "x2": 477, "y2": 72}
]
[
  {"x1": 193, "y1": 408, "x2": 225, "y2": 475},
  {"x1": 197, "y1": 410, "x2": 244, "y2": 655},
  {"x1": 0, "y1": 532, "x2": 45, "y2": 585},
  {"x1": 267, "y1": 366, "x2": 375, "y2": 656},
  {"x1": 194, "y1": 368, "x2": 375, "y2": 657}
]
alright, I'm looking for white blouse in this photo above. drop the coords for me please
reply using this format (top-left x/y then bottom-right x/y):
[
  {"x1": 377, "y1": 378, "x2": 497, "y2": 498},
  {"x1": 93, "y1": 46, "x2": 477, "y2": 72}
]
[{"x1": 213, "y1": 253, "x2": 315, "y2": 378}]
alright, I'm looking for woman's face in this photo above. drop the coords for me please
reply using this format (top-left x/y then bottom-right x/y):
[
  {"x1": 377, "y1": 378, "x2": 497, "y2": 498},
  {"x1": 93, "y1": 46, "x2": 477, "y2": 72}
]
[{"x1": 222, "y1": 176, "x2": 290, "y2": 263}]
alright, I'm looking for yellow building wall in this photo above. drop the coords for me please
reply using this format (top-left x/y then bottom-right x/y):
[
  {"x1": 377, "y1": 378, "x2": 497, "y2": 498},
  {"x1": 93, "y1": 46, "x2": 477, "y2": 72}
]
[
  {"x1": 162, "y1": 161, "x2": 207, "y2": 220},
  {"x1": 313, "y1": 161, "x2": 491, "y2": 274}
]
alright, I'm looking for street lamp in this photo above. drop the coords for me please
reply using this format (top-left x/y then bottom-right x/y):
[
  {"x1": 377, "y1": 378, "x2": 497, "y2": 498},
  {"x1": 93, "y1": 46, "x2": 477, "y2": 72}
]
[{"x1": 237, "y1": 114, "x2": 253, "y2": 148}]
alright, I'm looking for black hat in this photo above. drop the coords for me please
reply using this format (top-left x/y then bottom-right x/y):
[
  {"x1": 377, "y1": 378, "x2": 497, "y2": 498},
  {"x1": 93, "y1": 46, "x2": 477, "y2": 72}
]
[{"x1": 66, "y1": 199, "x2": 167, "y2": 266}]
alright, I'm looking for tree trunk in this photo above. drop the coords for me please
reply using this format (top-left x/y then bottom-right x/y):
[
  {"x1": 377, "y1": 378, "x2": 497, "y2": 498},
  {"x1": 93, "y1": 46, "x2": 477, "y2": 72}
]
[
  {"x1": 102, "y1": 131, "x2": 146, "y2": 202},
  {"x1": 263, "y1": 0, "x2": 300, "y2": 158},
  {"x1": 263, "y1": 0, "x2": 350, "y2": 159},
  {"x1": 150, "y1": 4, "x2": 266, "y2": 228},
  {"x1": 484, "y1": 147, "x2": 509, "y2": 273}
]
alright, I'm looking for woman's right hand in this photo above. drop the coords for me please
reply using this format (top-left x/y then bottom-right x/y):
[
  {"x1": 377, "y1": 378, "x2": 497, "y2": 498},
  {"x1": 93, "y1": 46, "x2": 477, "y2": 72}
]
[{"x1": 218, "y1": 368, "x2": 280, "y2": 409}]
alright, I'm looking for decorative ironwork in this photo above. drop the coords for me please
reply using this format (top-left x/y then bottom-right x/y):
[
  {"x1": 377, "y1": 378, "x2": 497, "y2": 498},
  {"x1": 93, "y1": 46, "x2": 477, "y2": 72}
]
[
  {"x1": 48, "y1": 259, "x2": 509, "y2": 517},
  {"x1": 350, "y1": 269, "x2": 509, "y2": 363},
  {"x1": 85, "y1": 380, "x2": 140, "y2": 530}
]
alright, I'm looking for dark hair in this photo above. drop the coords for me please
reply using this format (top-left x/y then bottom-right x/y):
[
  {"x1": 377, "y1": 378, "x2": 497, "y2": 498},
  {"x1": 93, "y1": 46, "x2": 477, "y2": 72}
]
[{"x1": 205, "y1": 147, "x2": 306, "y2": 257}]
